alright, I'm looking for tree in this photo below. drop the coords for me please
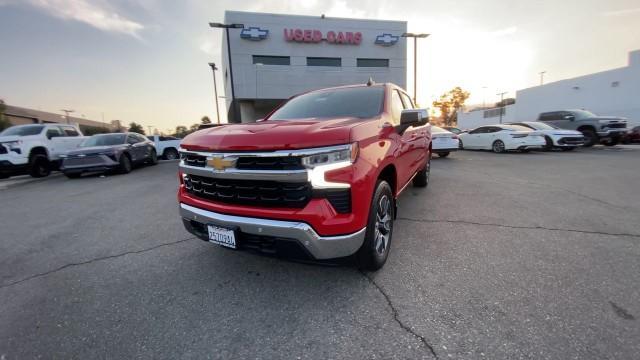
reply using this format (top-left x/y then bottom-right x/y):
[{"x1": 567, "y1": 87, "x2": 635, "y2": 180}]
[
  {"x1": 201, "y1": 116, "x2": 211, "y2": 124},
  {"x1": 0, "y1": 99, "x2": 10, "y2": 131},
  {"x1": 189, "y1": 123, "x2": 200, "y2": 133},
  {"x1": 174, "y1": 125, "x2": 189, "y2": 138},
  {"x1": 128, "y1": 122, "x2": 145, "y2": 134},
  {"x1": 432, "y1": 87, "x2": 470, "y2": 126}
]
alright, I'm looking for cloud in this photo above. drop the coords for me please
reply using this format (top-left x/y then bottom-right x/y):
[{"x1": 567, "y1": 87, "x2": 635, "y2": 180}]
[
  {"x1": 603, "y1": 7, "x2": 640, "y2": 17},
  {"x1": 489, "y1": 26, "x2": 518, "y2": 37},
  {"x1": 16, "y1": 0, "x2": 144, "y2": 37}
]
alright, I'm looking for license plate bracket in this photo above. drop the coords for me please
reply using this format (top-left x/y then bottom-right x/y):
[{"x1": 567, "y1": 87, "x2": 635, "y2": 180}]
[{"x1": 207, "y1": 224, "x2": 237, "y2": 249}]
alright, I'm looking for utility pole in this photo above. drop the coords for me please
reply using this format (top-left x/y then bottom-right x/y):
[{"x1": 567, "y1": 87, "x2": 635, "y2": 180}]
[
  {"x1": 401, "y1": 32, "x2": 430, "y2": 105},
  {"x1": 539, "y1": 71, "x2": 546, "y2": 86},
  {"x1": 497, "y1": 91, "x2": 507, "y2": 124},
  {"x1": 482, "y1": 86, "x2": 488, "y2": 108},
  {"x1": 60, "y1": 109, "x2": 75, "y2": 124},
  {"x1": 210, "y1": 22, "x2": 244, "y2": 123},
  {"x1": 208, "y1": 62, "x2": 221, "y2": 124}
]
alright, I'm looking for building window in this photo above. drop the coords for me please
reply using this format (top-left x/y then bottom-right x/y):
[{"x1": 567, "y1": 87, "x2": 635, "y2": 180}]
[
  {"x1": 357, "y1": 58, "x2": 389, "y2": 67},
  {"x1": 483, "y1": 108, "x2": 506, "y2": 118},
  {"x1": 252, "y1": 55, "x2": 290, "y2": 65},
  {"x1": 307, "y1": 57, "x2": 341, "y2": 67}
]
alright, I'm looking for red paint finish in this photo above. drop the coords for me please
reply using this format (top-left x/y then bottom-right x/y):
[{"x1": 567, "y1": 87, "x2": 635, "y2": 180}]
[{"x1": 178, "y1": 83, "x2": 431, "y2": 236}]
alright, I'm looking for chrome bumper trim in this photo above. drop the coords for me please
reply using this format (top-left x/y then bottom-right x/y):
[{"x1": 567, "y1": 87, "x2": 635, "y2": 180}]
[
  {"x1": 180, "y1": 203, "x2": 366, "y2": 259},
  {"x1": 179, "y1": 163, "x2": 308, "y2": 182}
]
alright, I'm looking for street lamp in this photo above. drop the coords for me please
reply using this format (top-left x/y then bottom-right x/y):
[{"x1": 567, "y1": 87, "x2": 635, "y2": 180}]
[
  {"x1": 209, "y1": 22, "x2": 244, "y2": 123},
  {"x1": 208, "y1": 62, "x2": 221, "y2": 124},
  {"x1": 60, "y1": 109, "x2": 75, "y2": 124},
  {"x1": 539, "y1": 71, "x2": 546, "y2": 86},
  {"x1": 401, "y1": 32, "x2": 430, "y2": 105}
]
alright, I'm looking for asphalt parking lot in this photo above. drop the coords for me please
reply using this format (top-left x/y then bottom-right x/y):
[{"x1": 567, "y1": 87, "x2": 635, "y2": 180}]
[{"x1": 1, "y1": 147, "x2": 639, "y2": 359}]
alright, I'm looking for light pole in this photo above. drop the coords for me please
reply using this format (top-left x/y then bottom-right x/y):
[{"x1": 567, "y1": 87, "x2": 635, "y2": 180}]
[
  {"x1": 496, "y1": 91, "x2": 507, "y2": 124},
  {"x1": 60, "y1": 109, "x2": 74, "y2": 124},
  {"x1": 539, "y1": 71, "x2": 546, "y2": 86},
  {"x1": 482, "y1": 86, "x2": 488, "y2": 108},
  {"x1": 401, "y1": 32, "x2": 430, "y2": 105},
  {"x1": 208, "y1": 62, "x2": 221, "y2": 124},
  {"x1": 209, "y1": 22, "x2": 244, "y2": 123}
]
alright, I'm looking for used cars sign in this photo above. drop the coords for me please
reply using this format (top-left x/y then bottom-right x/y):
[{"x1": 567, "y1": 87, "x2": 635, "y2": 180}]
[{"x1": 284, "y1": 29, "x2": 362, "y2": 45}]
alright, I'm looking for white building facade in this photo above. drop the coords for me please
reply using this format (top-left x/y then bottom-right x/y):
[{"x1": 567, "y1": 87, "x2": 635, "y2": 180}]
[
  {"x1": 221, "y1": 11, "x2": 407, "y2": 123},
  {"x1": 458, "y1": 50, "x2": 640, "y2": 129}
]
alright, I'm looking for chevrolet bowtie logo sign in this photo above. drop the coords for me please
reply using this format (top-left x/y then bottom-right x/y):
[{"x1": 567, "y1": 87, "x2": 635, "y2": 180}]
[
  {"x1": 207, "y1": 157, "x2": 235, "y2": 171},
  {"x1": 375, "y1": 33, "x2": 399, "y2": 46},
  {"x1": 240, "y1": 27, "x2": 269, "y2": 41}
]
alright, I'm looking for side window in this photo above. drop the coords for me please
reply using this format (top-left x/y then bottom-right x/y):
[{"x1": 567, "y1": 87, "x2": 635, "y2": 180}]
[
  {"x1": 62, "y1": 126, "x2": 79, "y2": 136},
  {"x1": 469, "y1": 127, "x2": 486, "y2": 134},
  {"x1": 399, "y1": 92, "x2": 414, "y2": 109},
  {"x1": 390, "y1": 90, "x2": 404, "y2": 125},
  {"x1": 45, "y1": 126, "x2": 63, "y2": 139},
  {"x1": 126, "y1": 135, "x2": 138, "y2": 145}
]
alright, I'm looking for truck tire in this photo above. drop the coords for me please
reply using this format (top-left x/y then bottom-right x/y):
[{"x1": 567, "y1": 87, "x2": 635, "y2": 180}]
[
  {"x1": 413, "y1": 156, "x2": 430, "y2": 187},
  {"x1": 580, "y1": 128, "x2": 597, "y2": 147},
  {"x1": 29, "y1": 154, "x2": 51, "y2": 178},
  {"x1": 356, "y1": 180, "x2": 394, "y2": 271},
  {"x1": 118, "y1": 154, "x2": 132, "y2": 174},
  {"x1": 163, "y1": 148, "x2": 179, "y2": 160},
  {"x1": 603, "y1": 138, "x2": 619, "y2": 146}
]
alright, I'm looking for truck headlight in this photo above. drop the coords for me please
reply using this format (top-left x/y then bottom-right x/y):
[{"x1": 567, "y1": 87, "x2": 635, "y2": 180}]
[
  {"x1": 303, "y1": 144, "x2": 358, "y2": 189},
  {"x1": 2, "y1": 140, "x2": 22, "y2": 154}
]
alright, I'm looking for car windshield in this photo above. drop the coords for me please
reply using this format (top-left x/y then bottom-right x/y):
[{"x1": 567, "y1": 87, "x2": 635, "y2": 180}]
[
  {"x1": 0, "y1": 125, "x2": 45, "y2": 136},
  {"x1": 81, "y1": 134, "x2": 126, "y2": 147},
  {"x1": 572, "y1": 110, "x2": 597, "y2": 119},
  {"x1": 527, "y1": 122, "x2": 558, "y2": 130},
  {"x1": 268, "y1": 86, "x2": 385, "y2": 120}
]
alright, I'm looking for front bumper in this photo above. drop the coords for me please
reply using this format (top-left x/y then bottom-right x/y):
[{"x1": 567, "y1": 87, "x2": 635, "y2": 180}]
[
  {"x1": 597, "y1": 129, "x2": 627, "y2": 138},
  {"x1": 180, "y1": 203, "x2": 366, "y2": 260},
  {"x1": 0, "y1": 160, "x2": 29, "y2": 176}
]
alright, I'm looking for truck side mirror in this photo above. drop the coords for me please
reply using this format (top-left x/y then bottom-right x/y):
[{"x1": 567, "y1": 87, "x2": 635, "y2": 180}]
[
  {"x1": 400, "y1": 108, "x2": 429, "y2": 126},
  {"x1": 563, "y1": 114, "x2": 575, "y2": 121}
]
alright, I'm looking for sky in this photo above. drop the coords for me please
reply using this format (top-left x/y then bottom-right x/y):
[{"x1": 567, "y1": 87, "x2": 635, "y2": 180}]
[{"x1": 0, "y1": 0, "x2": 639, "y2": 133}]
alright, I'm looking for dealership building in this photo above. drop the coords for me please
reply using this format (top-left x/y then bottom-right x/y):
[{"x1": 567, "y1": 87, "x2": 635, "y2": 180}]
[{"x1": 219, "y1": 11, "x2": 407, "y2": 123}]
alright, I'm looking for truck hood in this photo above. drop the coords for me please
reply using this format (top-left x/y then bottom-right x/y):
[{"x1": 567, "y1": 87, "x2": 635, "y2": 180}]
[
  {"x1": 181, "y1": 117, "x2": 370, "y2": 151},
  {"x1": 592, "y1": 116, "x2": 627, "y2": 122},
  {"x1": 0, "y1": 135, "x2": 22, "y2": 143}
]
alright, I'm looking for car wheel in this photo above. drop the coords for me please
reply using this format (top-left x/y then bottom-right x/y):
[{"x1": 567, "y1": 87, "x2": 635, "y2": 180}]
[
  {"x1": 580, "y1": 128, "x2": 597, "y2": 147},
  {"x1": 64, "y1": 172, "x2": 81, "y2": 179},
  {"x1": 437, "y1": 152, "x2": 450, "y2": 158},
  {"x1": 118, "y1": 154, "x2": 132, "y2": 174},
  {"x1": 544, "y1": 136, "x2": 554, "y2": 151},
  {"x1": 148, "y1": 149, "x2": 158, "y2": 165},
  {"x1": 356, "y1": 180, "x2": 394, "y2": 271},
  {"x1": 29, "y1": 154, "x2": 51, "y2": 178},
  {"x1": 492, "y1": 140, "x2": 506, "y2": 153},
  {"x1": 163, "y1": 148, "x2": 179, "y2": 160},
  {"x1": 412, "y1": 155, "x2": 430, "y2": 187}
]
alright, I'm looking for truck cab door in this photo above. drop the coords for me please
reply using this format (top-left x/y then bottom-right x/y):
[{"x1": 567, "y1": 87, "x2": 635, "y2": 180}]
[{"x1": 45, "y1": 126, "x2": 65, "y2": 159}]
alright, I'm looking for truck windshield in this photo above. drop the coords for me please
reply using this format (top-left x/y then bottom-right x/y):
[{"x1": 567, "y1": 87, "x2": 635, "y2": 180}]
[
  {"x1": 268, "y1": 86, "x2": 384, "y2": 120},
  {"x1": 82, "y1": 134, "x2": 126, "y2": 147},
  {"x1": 572, "y1": 110, "x2": 596, "y2": 119},
  {"x1": 0, "y1": 125, "x2": 45, "y2": 136}
]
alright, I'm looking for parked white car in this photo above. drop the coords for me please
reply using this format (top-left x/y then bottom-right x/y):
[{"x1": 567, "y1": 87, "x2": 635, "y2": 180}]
[
  {"x1": 431, "y1": 126, "x2": 459, "y2": 158},
  {"x1": 0, "y1": 124, "x2": 86, "y2": 178},
  {"x1": 508, "y1": 121, "x2": 585, "y2": 151},
  {"x1": 147, "y1": 135, "x2": 181, "y2": 160},
  {"x1": 458, "y1": 124, "x2": 546, "y2": 153}
]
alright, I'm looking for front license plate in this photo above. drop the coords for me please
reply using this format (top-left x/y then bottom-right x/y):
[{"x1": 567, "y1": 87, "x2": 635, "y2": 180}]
[{"x1": 207, "y1": 225, "x2": 237, "y2": 249}]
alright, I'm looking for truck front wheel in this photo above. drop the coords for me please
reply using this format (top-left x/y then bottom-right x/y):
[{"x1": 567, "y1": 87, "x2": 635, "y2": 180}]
[
  {"x1": 29, "y1": 154, "x2": 51, "y2": 178},
  {"x1": 356, "y1": 180, "x2": 395, "y2": 271},
  {"x1": 580, "y1": 128, "x2": 597, "y2": 147}
]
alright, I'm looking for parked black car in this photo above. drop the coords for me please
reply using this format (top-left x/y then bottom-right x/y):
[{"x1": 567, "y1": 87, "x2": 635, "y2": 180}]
[{"x1": 60, "y1": 133, "x2": 157, "y2": 178}]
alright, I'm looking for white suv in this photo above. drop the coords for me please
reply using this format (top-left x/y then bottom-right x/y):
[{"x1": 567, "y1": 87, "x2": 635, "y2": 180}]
[{"x1": 0, "y1": 124, "x2": 85, "y2": 178}]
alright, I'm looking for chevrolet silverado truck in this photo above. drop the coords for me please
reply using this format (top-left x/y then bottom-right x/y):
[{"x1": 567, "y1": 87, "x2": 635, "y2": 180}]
[
  {"x1": 177, "y1": 83, "x2": 432, "y2": 270},
  {"x1": 0, "y1": 123, "x2": 85, "y2": 178},
  {"x1": 147, "y1": 135, "x2": 181, "y2": 160},
  {"x1": 537, "y1": 110, "x2": 628, "y2": 147}
]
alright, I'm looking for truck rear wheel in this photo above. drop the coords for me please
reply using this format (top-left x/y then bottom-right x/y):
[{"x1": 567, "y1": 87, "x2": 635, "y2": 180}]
[
  {"x1": 356, "y1": 180, "x2": 394, "y2": 271},
  {"x1": 163, "y1": 148, "x2": 179, "y2": 160},
  {"x1": 29, "y1": 154, "x2": 51, "y2": 178}
]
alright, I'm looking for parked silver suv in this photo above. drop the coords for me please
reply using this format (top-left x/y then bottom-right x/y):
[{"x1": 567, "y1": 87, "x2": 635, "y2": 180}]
[{"x1": 537, "y1": 109, "x2": 628, "y2": 147}]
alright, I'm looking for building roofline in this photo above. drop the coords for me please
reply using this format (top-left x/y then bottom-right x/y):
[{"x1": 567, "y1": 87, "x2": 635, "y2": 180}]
[{"x1": 224, "y1": 10, "x2": 407, "y2": 25}]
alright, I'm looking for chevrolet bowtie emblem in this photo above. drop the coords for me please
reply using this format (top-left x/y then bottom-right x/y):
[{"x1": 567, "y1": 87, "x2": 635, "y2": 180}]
[{"x1": 207, "y1": 157, "x2": 234, "y2": 171}]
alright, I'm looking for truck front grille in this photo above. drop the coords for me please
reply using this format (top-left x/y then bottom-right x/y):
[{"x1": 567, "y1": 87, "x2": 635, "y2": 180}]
[
  {"x1": 183, "y1": 154, "x2": 206, "y2": 167},
  {"x1": 0, "y1": 146, "x2": 7, "y2": 155},
  {"x1": 183, "y1": 174, "x2": 311, "y2": 208},
  {"x1": 606, "y1": 123, "x2": 626, "y2": 129},
  {"x1": 236, "y1": 156, "x2": 304, "y2": 171}
]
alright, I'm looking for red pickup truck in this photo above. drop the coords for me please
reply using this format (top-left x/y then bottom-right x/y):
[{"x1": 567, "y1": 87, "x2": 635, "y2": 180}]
[{"x1": 178, "y1": 83, "x2": 432, "y2": 270}]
